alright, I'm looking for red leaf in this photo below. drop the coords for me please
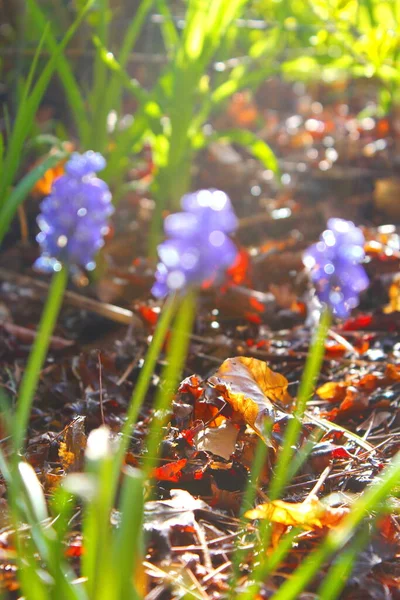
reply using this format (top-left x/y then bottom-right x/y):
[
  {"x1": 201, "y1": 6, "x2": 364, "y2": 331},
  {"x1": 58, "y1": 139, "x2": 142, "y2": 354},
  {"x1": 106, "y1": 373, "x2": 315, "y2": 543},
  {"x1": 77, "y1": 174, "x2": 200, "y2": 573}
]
[
  {"x1": 138, "y1": 305, "x2": 159, "y2": 327},
  {"x1": 342, "y1": 314, "x2": 372, "y2": 331},
  {"x1": 153, "y1": 458, "x2": 187, "y2": 482},
  {"x1": 225, "y1": 248, "x2": 252, "y2": 287}
]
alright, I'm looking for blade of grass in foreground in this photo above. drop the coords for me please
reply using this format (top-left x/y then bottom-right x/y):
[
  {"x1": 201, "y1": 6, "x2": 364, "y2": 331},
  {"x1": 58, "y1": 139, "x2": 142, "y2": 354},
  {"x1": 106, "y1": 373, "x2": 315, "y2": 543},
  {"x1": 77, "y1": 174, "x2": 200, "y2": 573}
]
[
  {"x1": 229, "y1": 423, "x2": 271, "y2": 597},
  {"x1": 269, "y1": 307, "x2": 331, "y2": 500},
  {"x1": 270, "y1": 450, "x2": 400, "y2": 600},
  {"x1": 316, "y1": 525, "x2": 372, "y2": 600},
  {"x1": 141, "y1": 290, "x2": 196, "y2": 476}
]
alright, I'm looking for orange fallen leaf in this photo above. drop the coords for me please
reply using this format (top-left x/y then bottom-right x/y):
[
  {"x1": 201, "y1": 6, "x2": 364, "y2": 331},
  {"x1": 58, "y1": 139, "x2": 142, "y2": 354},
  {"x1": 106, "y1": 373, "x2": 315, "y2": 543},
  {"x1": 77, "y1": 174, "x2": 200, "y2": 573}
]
[
  {"x1": 245, "y1": 495, "x2": 348, "y2": 531},
  {"x1": 385, "y1": 363, "x2": 400, "y2": 382},
  {"x1": 153, "y1": 458, "x2": 187, "y2": 482},
  {"x1": 208, "y1": 357, "x2": 292, "y2": 442},
  {"x1": 384, "y1": 274, "x2": 400, "y2": 313},
  {"x1": 317, "y1": 381, "x2": 348, "y2": 403}
]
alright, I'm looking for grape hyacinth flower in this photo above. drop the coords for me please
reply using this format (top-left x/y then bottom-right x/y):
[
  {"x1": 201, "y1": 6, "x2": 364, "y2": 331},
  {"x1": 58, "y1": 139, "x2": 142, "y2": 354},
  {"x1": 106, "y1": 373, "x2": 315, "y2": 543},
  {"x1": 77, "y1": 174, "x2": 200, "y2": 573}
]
[
  {"x1": 303, "y1": 218, "x2": 369, "y2": 318},
  {"x1": 152, "y1": 189, "x2": 238, "y2": 298},
  {"x1": 34, "y1": 151, "x2": 113, "y2": 273}
]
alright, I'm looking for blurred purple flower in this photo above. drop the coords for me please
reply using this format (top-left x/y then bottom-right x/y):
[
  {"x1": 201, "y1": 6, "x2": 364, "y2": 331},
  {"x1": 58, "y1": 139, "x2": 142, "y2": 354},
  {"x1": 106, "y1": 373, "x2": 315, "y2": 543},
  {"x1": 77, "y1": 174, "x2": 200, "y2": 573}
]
[
  {"x1": 34, "y1": 151, "x2": 113, "y2": 273},
  {"x1": 152, "y1": 189, "x2": 238, "y2": 298},
  {"x1": 303, "y1": 218, "x2": 369, "y2": 318}
]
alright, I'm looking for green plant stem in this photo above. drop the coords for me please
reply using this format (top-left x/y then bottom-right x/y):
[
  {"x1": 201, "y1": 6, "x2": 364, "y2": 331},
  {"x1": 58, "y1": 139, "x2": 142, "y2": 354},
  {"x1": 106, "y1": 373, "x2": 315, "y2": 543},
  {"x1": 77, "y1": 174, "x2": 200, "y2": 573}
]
[
  {"x1": 270, "y1": 451, "x2": 400, "y2": 600},
  {"x1": 111, "y1": 293, "x2": 179, "y2": 486},
  {"x1": 236, "y1": 527, "x2": 300, "y2": 600},
  {"x1": 269, "y1": 307, "x2": 331, "y2": 499},
  {"x1": 13, "y1": 267, "x2": 68, "y2": 451},
  {"x1": 142, "y1": 290, "x2": 196, "y2": 476},
  {"x1": 229, "y1": 423, "x2": 272, "y2": 598}
]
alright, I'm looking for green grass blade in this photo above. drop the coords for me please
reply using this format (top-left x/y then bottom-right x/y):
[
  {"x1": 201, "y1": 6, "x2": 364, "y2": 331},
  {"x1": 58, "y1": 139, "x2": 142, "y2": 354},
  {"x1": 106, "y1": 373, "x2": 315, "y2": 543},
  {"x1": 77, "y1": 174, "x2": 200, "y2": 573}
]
[
  {"x1": 18, "y1": 462, "x2": 48, "y2": 523},
  {"x1": 118, "y1": 0, "x2": 155, "y2": 68},
  {"x1": 91, "y1": 0, "x2": 154, "y2": 153},
  {"x1": 236, "y1": 528, "x2": 301, "y2": 600},
  {"x1": 89, "y1": 0, "x2": 110, "y2": 151},
  {"x1": 194, "y1": 128, "x2": 280, "y2": 175},
  {"x1": 270, "y1": 451, "x2": 400, "y2": 600},
  {"x1": 269, "y1": 307, "x2": 331, "y2": 500},
  {"x1": 25, "y1": 0, "x2": 89, "y2": 143},
  {"x1": 316, "y1": 526, "x2": 371, "y2": 600},
  {"x1": 19, "y1": 23, "x2": 50, "y2": 107},
  {"x1": 155, "y1": 0, "x2": 180, "y2": 53},
  {"x1": 81, "y1": 428, "x2": 115, "y2": 598},
  {"x1": 0, "y1": 0, "x2": 95, "y2": 208},
  {"x1": 0, "y1": 150, "x2": 68, "y2": 246},
  {"x1": 229, "y1": 422, "x2": 272, "y2": 595},
  {"x1": 13, "y1": 268, "x2": 68, "y2": 451},
  {"x1": 113, "y1": 468, "x2": 145, "y2": 600},
  {"x1": 111, "y1": 294, "x2": 178, "y2": 485},
  {"x1": 92, "y1": 36, "x2": 149, "y2": 105},
  {"x1": 0, "y1": 132, "x2": 3, "y2": 170},
  {"x1": 143, "y1": 290, "x2": 196, "y2": 476}
]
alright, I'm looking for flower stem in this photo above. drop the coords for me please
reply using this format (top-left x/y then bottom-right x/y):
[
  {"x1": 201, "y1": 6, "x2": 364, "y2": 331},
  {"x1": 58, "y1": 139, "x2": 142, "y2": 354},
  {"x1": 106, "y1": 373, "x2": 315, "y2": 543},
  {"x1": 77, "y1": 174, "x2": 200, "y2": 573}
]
[
  {"x1": 13, "y1": 267, "x2": 68, "y2": 451},
  {"x1": 269, "y1": 306, "x2": 331, "y2": 500},
  {"x1": 142, "y1": 289, "x2": 196, "y2": 476},
  {"x1": 111, "y1": 293, "x2": 179, "y2": 484}
]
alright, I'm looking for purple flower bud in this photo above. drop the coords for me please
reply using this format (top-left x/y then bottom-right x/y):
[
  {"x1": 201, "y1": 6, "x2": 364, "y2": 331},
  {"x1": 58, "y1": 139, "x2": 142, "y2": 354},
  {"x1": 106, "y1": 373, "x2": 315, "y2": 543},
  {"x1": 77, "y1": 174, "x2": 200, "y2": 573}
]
[
  {"x1": 152, "y1": 189, "x2": 238, "y2": 298},
  {"x1": 34, "y1": 151, "x2": 113, "y2": 273},
  {"x1": 303, "y1": 218, "x2": 369, "y2": 318}
]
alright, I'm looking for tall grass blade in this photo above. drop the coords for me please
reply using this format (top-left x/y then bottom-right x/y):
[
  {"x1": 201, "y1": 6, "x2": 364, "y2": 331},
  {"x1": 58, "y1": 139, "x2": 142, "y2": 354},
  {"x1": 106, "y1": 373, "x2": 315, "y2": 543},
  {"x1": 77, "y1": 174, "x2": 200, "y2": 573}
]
[
  {"x1": 154, "y1": 0, "x2": 179, "y2": 52},
  {"x1": 270, "y1": 451, "x2": 400, "y2": 600},
  {"x1": 13, "y1": 267, "x2": 68, "y2": 451},
  {"x1": 26, "y1": 0, "x2": 89, "y2": 143},
  {"x1": 142, "y1": 291, "x2": 196, "y2": 476},
  {"x1": 112, "y1": 468, "x2": 145, "y2": 600},
  {"x1": 269, "y1": 308, "x2": 331, "y2": 500},
  {"x1": 0, "y1": 0, "x2": 95, "y2": 209},
  {"x1": 93, "y1": 0, "x2": 155, "y2": 153},
  {"x1": 196, "y1": 128, "x2": 280, "y2": 175},
  {"x1": 0, "y1": 149, "x2": 68, "y2": 245}
]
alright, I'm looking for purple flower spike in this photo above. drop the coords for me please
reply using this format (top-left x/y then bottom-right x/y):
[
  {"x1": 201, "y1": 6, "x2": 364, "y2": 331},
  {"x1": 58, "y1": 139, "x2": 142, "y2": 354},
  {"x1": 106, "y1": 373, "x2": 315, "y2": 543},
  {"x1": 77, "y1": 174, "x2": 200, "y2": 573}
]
[
  {"x1": 34, "y1": 151, "x2": 113, "y2": 273},
  {"x1": 303, "y1": 218, "x2": 369, "y2": 318},
  {"x1": 152, "y1": 189, "x2": 238, "y2": 298}
]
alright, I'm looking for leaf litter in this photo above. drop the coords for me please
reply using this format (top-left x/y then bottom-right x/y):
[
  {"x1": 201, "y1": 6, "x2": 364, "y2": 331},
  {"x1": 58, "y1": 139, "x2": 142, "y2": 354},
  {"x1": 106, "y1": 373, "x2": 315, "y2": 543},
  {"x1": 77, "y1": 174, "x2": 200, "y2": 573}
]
[{"x1": 1, "y1": 80, "x2": 400, "y2": 599}]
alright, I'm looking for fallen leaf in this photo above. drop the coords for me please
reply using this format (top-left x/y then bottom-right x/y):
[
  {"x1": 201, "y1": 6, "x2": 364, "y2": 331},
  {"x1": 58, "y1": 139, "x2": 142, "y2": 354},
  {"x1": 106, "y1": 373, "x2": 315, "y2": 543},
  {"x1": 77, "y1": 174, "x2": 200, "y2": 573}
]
[
  {"x1": 384, "y1": 274, "x2": 400, "y2": 313},
  {"x1": 245, "y1": 495, "x2": 348, "y2": 530},
  {"x1": 317, "y1": 381, "x2": 348, "y2": 403},
  {"x1": 144, "y1": 490, "x2": 208, "y2": 559},
  {"x1": 194, "y1": 421, "x2": 238, "y2": 460},
  {"x1": 59, "y1": 417, "x2": 87, "y2": 473},
  {"x1": 153, "y1": 459, "x2": 187, "y2": 482},
  {"x1": 208, "y1": 357, "x2": 292, "y2": 441}
]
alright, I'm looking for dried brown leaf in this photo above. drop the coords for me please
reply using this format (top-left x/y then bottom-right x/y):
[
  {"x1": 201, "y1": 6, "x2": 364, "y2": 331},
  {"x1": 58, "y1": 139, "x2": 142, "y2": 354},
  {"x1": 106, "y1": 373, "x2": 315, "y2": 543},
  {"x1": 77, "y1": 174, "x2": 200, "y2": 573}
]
[{"x1": 208, "y1": 357, "x2": 291, "y2": 441}]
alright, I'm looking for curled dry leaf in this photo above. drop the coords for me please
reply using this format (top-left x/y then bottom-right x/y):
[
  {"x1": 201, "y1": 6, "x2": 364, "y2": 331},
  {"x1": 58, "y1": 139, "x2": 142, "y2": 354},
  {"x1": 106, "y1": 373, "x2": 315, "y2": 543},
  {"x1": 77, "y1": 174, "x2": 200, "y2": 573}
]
[
  {"x1": 208, "y1": 357, "x2": 292, "y2": 442},
  {"x1": 194, "y1": 421, "x2": 239, "y2": 460},
  {"x1": 245, "y1": 495, "x2": 348, "y2": 531}
]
